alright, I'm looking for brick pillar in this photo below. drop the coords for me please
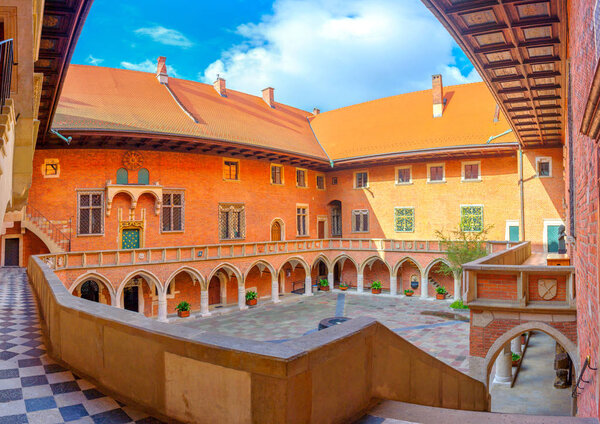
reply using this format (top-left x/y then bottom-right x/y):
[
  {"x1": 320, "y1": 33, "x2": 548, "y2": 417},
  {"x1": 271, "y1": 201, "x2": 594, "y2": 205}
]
[
  {"x1": 200, "y1": 289, "x2": 211, "y2": 317},
  {"x1": 271, "y1": 276, "x2": 280, "y2": 303},
  {"x1": 157, "y1": 291, "x2": 168, "y2": 322},
  {"x1": 304, "y1": 274, "x2": 313, "y2": 296},
  {"x1": 238, "y1": 285, "x2": 248, "y2": 310},
  {"x1": 390, "y1": 275, "x2": 397, "y2": 296}
]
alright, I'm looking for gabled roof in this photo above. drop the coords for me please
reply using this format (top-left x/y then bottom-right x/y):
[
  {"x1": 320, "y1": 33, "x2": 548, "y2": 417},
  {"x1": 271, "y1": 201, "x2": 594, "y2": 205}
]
[
  {"x1": 53, "y1": 65, "x2": 328, "y2": 160},
  {"x1": 309, "y1": 82, "x2": 516, "y2": 161}
]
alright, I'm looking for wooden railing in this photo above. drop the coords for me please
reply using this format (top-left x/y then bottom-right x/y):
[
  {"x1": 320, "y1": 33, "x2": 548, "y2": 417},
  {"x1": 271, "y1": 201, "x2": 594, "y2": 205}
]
[
  {"x1": 37, "y1": 238, "x2": 515, "y2": 271},
  {"x1": 462, "y1": 241, "x2": 576, "y2": 310}
]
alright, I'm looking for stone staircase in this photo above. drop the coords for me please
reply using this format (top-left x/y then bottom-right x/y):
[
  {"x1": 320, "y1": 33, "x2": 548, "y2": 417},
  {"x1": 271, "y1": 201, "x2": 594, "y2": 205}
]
[
  {"x1": 360, "y1": 401, "x2": 598, "y2": 424},
  {"x1": 429, "y1": 278, "x2": 449, "y2": 298},
  {"x1": 22, "y1": 206, "x2": 70, "y2": 253}
]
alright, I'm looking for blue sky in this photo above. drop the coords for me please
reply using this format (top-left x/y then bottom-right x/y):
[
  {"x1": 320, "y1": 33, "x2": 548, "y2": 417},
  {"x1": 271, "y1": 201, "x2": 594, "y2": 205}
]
[{"x1": 72, "y1": 0, "x2": 480, "y2": 111}]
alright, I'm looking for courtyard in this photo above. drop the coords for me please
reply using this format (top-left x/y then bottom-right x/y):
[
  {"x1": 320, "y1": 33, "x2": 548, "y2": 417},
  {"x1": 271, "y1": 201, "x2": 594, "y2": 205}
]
[{"x1": 176, "y1": 292, "x2": 471, "y2": 373}]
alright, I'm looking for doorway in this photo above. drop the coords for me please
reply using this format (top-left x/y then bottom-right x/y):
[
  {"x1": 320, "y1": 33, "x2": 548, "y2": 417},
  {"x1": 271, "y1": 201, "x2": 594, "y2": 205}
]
[
  {"x1": 271, "y1": 220, "x2": 282, "y2": 241},
  {"x1": 80, "y1": 280, "x2": 99, "y2": 302},
  {"x1": 3, "y1": 238, "x2": 19, "y2": 267},
  {"x1": 209, "y1": 277, "x2": 221, "y2": 305},
  {"x1": 123, "y1": 286, "x2": 139, "y2": 312},
  {"x1": 318, "y1": 220, "x2": 325, "y2": 239}
]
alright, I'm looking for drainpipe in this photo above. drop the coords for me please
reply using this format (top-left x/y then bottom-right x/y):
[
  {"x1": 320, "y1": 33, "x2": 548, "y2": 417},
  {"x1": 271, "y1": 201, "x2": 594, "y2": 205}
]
[
  {"x1": 50, "y1": 129, "x2": 72, "y2": 145},
  {"x1": 519, "y1": 147, "x2": 525, "y2": 241}
]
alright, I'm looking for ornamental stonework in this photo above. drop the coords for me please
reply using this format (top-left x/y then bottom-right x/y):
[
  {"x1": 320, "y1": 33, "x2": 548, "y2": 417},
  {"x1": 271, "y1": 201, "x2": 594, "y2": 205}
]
[{"x1": 123, "y1": 151, "x2": 143, "y2": 170}]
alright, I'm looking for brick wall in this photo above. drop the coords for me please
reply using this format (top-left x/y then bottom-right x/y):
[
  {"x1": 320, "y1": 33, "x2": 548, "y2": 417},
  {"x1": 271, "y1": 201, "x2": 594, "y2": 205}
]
[
  {"x1": 476, "y1": 274, "x2": 518, "y2": 301},
  {"x1": 528, "y1": 275, "x2": 567, "y2": 302}
]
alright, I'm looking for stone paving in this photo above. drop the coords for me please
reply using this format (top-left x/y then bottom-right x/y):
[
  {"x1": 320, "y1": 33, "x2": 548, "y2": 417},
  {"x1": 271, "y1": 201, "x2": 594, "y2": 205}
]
[
  {"x1": 0, "y1": 268, "x2": 163, "y2": 424},
  {"x1": 178, "y1": 291, "x2": 471, "y2": 372}
]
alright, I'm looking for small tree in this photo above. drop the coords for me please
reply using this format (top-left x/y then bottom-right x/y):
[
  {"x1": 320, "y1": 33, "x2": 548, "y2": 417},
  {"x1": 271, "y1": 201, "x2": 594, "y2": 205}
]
[{"x1": 434, "y1": 222, "x2": 493, "y2": 278}]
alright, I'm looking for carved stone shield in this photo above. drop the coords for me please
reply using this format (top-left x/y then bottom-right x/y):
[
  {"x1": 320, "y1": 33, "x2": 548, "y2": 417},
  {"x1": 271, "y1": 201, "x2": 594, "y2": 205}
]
[{"x1": 538, "y1": 279, "x2": 557, "y2": 300}]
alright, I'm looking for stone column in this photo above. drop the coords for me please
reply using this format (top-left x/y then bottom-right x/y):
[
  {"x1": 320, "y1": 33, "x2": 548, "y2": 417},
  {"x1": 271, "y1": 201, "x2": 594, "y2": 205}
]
[
  {"x1": 200, "y1": 289, "x2": 211, "y2": 317},
  {"x1": 271, "y1": 276, "x2": 280, "y2": 303},
  {"x1": 390, "y1": 275, "x2": 398, "y2": 296},
  {"x1": 328, "y1": 271, "x2": 335, "y2": 289},
  {"x1": 112, "y1": 293, "x2": 121, "y2": 308},
  {"x1": 238, "y1": 286, "x2": 248, "y2": 310},
  {"x1": 421, "y1": 274, "x2": 429, "y2": 299},
  {"x1": 511, "y1": 336, "x2": 522, "y2": 356},
  {"x1": 357, "y1": 271, "x2": 364, "y2": 293},
  {"x1": 157, "y1": 291, "x2": 168, "y2": 322},
  {"x1": 493, "y1": 344, "x2": 513, "y2": 385},
  {"x1": 454, "y1": 274, "x2": 462, "y2": 301},
  {"x1": 304, "y1": 274, "x2": 313, "y2": 296}
]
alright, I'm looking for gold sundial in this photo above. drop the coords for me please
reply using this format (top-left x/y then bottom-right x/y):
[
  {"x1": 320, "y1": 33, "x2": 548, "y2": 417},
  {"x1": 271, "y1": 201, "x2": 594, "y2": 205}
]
[
  {"x1": 538, "y1": 279, "x2": 557, "y2": 300},
  {"x1": 123, "y1": 151, "x2": 143, "y2": 170}
]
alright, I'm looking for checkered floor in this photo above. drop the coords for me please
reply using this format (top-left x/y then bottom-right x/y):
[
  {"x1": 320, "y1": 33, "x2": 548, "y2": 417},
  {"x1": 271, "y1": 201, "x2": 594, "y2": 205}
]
[{"x1": 0, "y1": 268, "x2": 162, "y2": 424}]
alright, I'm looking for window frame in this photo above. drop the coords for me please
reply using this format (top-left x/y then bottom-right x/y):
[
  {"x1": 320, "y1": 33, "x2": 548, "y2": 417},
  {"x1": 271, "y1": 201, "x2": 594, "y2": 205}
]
[
  {"x1": 331, "y1": 176, "x2": 338, "y2": 185},
  {"x1": 461, "y1": 160, "x2": 481, "y2": 182},
  {"x1": 161, "y1": 191, "x2": 185, "y2": 233},
  {"x1": 296, "y1": 168, "x2": 308, "y2": 188},
  {"x1": 218, "y1": 203, "x2": 246, "y2": 240},
  {"x1": 460, "y1": 204, "x2": 484, "y2": 233},
  {"x1": 316, "y1": 174, "x2": 326, "y2": 190},
  {"x1": 351, "y1": 209, "x2": 370, "y2": 233},
  {"x1": 270, "y1": 164, "x2": 284, "y2": 185},
  {"x1": 395, "y1": 166, "x2": 412, "y2": 185},
  {"x1": 223, "y1": 158, "x2": 240, "y2": 181},
  {"x1": 535, "y1": 156, "x2": 552, "y2": 178},
  {"x1": 296, "y1": 204, "x2": 309, "y2": 237},
  {"x1": 42, "y1": 159, "x2": 60, "y2": 178},
  {"x1": 77, "y1": 190, "x2": 105, "y2": 236},
  {"x1": 354, "y1": 171, "x2": 369, "y2": 189},
  {"x1": 427, "y1": 163, "x2": 446, "y2": 183},
  {"x1": 394, "y1": 207, "x2": 415, "y2": 233}
]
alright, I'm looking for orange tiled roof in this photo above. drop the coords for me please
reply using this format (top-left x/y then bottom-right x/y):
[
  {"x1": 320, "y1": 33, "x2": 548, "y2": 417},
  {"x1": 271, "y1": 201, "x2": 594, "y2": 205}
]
[
  {"x1": 310, "y1": 82, "x2": 516, "y2": 161},
  {"x1": 53, "y1": 65, "x2": 328, "y2": 160}
]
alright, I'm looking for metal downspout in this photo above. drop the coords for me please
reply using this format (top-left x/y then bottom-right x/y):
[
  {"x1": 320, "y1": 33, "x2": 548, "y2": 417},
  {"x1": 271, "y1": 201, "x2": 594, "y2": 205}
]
[{"x1": 519, "y1": 147, "x2": 525, "y2": 241}]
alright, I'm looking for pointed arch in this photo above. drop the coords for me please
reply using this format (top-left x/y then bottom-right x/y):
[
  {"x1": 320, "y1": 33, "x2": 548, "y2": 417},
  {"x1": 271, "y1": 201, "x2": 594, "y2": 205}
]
[
  {"x1": 331, "y1": 254, "x2": 359, "y2": 271},
  {"x1": 425, "y1": 257, "x2": 453, "y2": 277},
  {"x1": 270, "y1": 218, "x2": 285, "y2": 241},
  {"x1": 70, "y1": 271, "x2": 116, "y2": 304},
  {"x1": 116, "y1": 269, "x2": 163, "y2": 299},
  {"x1": 277, "y1": 256, "x2": 310, "y2": 275},
  {"x1": 359, "y1": 255, "x2": 391, "y2": 274},
  {"x1": 311, "y1": 254, "x2": 331, "y2": 272},
  {"x1": 393, "y1": 256, "x2": 424, "y2": 276},
  {"x1": 207, "y1": 262, "x2": 244, "y2": 287},
  {"x1": 244, "y1": 260, "x2": 277, "y2": 280},
  {"x1": 165, "y1": 266, "x2": 205, "y2": 292}
]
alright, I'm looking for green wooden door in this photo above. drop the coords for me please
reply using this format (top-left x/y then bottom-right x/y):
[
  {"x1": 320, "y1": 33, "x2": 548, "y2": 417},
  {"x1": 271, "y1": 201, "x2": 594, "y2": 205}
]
[
  {"x1": 122, "y1": 229, "x2": 140, "y2": 249},
  {"x1": 547, "y1": 225, "x2": 560, "y2": 253},
  {"x1": 508, "y1": 225, "x2": 519, "y2": 242}
]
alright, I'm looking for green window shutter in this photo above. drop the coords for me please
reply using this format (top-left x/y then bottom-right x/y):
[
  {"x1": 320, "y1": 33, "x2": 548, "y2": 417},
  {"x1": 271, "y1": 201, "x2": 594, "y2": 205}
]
[
  {"x1": 509, "y1": 225, "x2": 519, "y2": 242},
  {"x1": 116, "y1": 168, "x2": 128, "y2": 184},
  {"x1": 138, "y1": 168, "x2": 149, "y2": 185},
  {"x1": 547, "y1": 225, "x2": 560, "y2": 253}
]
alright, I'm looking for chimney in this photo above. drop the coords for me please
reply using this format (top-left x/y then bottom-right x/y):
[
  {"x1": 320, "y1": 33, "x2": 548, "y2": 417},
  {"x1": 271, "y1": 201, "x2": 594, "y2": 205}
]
[
  {"x1": 432, "y1": 74, "x2": 443, "y2": 118},
  {"x1": 262, "y1": 87, "x2": 275, "y2": 108},
  {"x1": 156, "y1": 56, "x2": 168, "y2": 84},
  {"x1": 313, "y1": 108, "x2": 320, "y2": 116},
  {"x1": 214, "y1": 76, "x2": 227, "y2": 97}
]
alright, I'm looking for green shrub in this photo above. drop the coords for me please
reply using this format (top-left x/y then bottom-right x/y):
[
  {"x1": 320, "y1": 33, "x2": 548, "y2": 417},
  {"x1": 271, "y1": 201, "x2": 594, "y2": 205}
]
[
  {"x1": 449, "y1": 299, "x2": 468, "y2": 309},
  {"x1": 371, "y1": 281, "x2": 382, "y2": 290},
  {"x1": 512, "y1": 352, "x2": 521, "y2": 362},
  {"x1": 245, "y1": 291, "x2": 257, "y2": 301},
  {"x1": 435, "y1": 286, "x2": 447, "y2": 295},
  {"x1": 175, "y1": 301, "x2": 191, "y2": 312},
  {"x1": 339, "y1": 282, "x2": 348, "y2": 288},
  {"x1": 404, "y1": 289, "x2": 414, "y2": 295},
  {"x1": 318, "y1": 278, "x2": 329, "y2": 287}
]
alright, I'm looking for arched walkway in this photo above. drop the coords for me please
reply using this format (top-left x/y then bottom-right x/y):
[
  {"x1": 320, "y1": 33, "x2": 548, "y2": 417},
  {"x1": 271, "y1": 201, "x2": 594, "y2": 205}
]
[
  {"x1": 245, "y1": 260, "x2": 278, "y2": 303},
  {"x1": 360, "y1": 256, "x2": 391, "y2": 292},
  {"x1": 278, "y1": 257, "x2": 311, "y2": 295},
  {"x1": 332, "y1": 254, "x2": 358, "y2": 291},
  {"x1": 70, "y1": 272, "x2": 115, "y2": 305},
  {"x1": 117, "y1": 270, "x2": 162, "y2": 317},
  {"x1": 208, "y1": 263, "x2": 245, "y2": 310},
  {"x1": 425, "y1": 258, "x2": 455, "y2": 298},
  {"x1": 394, "y1": 257, "x2": 423, "y2": 297},
  {"x1": 311, "y1": 255, "x2": 330, "y2": 288},
  {"x1": 164, "y1": 267, "x2": 204, "y2": 316}
]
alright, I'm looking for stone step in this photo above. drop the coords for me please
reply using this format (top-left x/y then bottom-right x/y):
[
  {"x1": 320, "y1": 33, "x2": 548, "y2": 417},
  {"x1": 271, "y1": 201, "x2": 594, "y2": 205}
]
[{"x1": 362, "y1": 401, "x2": 598, "y2": 424}]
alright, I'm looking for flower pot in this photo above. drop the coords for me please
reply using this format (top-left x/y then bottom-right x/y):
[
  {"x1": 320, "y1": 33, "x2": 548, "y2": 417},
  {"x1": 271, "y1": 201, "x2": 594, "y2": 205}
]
[
  {"x1": 372, "y1": 288, "x2": 382, "y2": 294},
  {"x1": 319, "y1": 286, "x2": 330, "y2": 291},
  {"x1": 405, "y1": 292, "x2": 413, "y2": 297},
  {"x1": 340, "y1": 286, "x2": 348, "y2": 291},
  {"x1": 246, "y1": 299, "x2": 257, "y2": 306},
  {"x1": 436, "y1": 293, "x2": 446, "y2": 300},
  {"x1": 512, "y1": 359, "x2": 521, "y2": 367},
  {"x1": 521, "y1": 334, "x2": 527, "y2": 345},
  {"x1": 177, "y1": 310, "x2": 190, "y2": 318}
]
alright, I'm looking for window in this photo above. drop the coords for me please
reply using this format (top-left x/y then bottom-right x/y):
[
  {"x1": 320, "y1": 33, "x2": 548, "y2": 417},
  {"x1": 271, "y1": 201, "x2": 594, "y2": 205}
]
[
  {"x1": 332, "y1": 177, "x2": 338, "y2": 185},
  {"x1": 394, "y1": 207, "x2": 415, "y2": 232},
  {"x1": 352, "y1": 210, "x2": 369, "y2": 232},
  {"x1": 460, "y1": 205, "x2": 484, "y2": 232},
  {"x1": 43, "y1": 159, "x2": 60, "y2": 178},
  {"x1": 331, "y1": 206, "x2": 342, "y2": 236},
  {"x1": 428, "y1": 164, "x2": 445, "y2": 182},
  {"x1": 296, "y1": 206, "x2": 308, "y2": 236},
  {"x1": 223, "y1": 160, "x2": 239, "y2": 180},
  {"x1": 316, "y1": 175, "x2": 325, "y2": 190},
  {"x1": 219, "y1": 204, "x2": 245, "y2": 239},
  {"x1": 536, "y1": 157, "x2": 552, "y2": 177},
  {"x1": 296, "y1": 169, "x2": 307, "y2": 187},
  {"x1": 271, "y1": 164, "x2": 283, "y2": 185},
  {"x1": 78, "y1": 192, "x2": 104, "y2": 235},
  {"x1": 355, "y1": 171, "x2": 368, "y2": 188},
  {"x1": 116, "y1": 168, "x2": 128, "y2": 184},
  {"x1": 138, "y1": 168, "x2": 149, "y2": 185},
  {"x1": 162, "y1": 192, "x2": 184, "y2": 232},
  {"x1": 462, "y1": 161, "x2": 481, "y2": 181},
  {"x1": 396, "y1": 166, "x2": 411, "y2": 184}
]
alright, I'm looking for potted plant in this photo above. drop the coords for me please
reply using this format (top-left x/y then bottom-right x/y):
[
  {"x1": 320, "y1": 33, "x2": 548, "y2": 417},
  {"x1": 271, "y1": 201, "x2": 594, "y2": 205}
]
[
  {"x1": 339, "y1": 282, "x2": 348, "y2": 291},
  {"x1": 245, "y1": 290, "x2": 258, "y2": 306},
  {"x1": 512, "y1": 352, "x2": 521, "y2": 367},
  {"x1": 521, "y1": 333, "x2": 527, "y2": 345},
  {"x1": 435, "y1": 286, "x2": 447, "y2": 300},
  {"x1": 404, "y1": 289, "x2": 414, "y2": 297},
  {"x1": 371, "y1": 281, "x2": 382, "y2": 294},
  {"x1": 318, "y1": 278, "x2": 330, "y2": 291},
  {"x1": 175, "y1": 301, "x2": 191, "y2": 318}
]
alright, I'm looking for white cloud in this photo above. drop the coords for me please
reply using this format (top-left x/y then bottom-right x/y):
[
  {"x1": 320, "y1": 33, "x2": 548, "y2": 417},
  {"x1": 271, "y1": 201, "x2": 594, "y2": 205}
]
[
  {"x1": 199, "y1": 0, "x2": 480, "y2": 111},
  {"x1": 134, "y1": 26, "x2": 193, "y2": 48},
  {"x1": 86, "y1": 54, "x2": 104, "y2": 66},
  {"x1": 120, "y1": 59, "x2": 179, "y2": 77}
]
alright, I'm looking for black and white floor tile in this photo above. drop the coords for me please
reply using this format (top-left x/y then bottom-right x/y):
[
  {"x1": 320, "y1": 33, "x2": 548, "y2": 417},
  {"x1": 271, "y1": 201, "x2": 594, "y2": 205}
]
[{"x1": 0, "y1": 268, "x2": 163, "y2": 424}]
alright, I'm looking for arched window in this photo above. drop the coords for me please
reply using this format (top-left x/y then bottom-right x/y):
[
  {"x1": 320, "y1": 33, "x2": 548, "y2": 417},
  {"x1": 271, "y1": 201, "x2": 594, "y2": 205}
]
[
  {"x1": 116, "y1": 168, "x2": 128, "y2": 184},
  {"x1": 138, "y1": 168, "x2": 149, "y2": 185},
  {"x1": 80, "y1": 280, "x2": 99, "y2": 302}
]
